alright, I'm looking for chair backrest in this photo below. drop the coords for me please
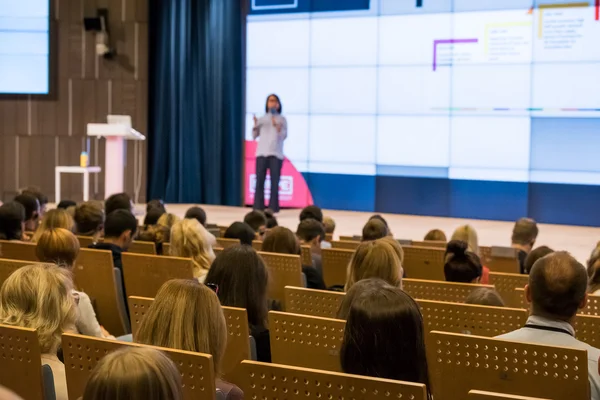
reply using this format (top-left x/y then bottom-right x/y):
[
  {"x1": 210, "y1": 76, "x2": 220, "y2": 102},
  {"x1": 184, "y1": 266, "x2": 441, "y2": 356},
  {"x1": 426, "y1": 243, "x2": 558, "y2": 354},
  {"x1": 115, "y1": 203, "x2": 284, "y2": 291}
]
[
  {"x1": 218, "y1": 225, "x2": 228, "y2": 237},
  {"x1": 0, "y1": 325, "x2": 46, "y2": 400},
  {"x1": 284, "y1": 286, "x2": 346, "y2": 319},
  {"x1": 162, "y1": 242, "x2": 171, "y2": 255},
  {"x1": 62, "y1": 333, "x2": 216, "y2": 400},
  {"x1": 239, "y1": 360, "x2": 428, "y2": 400},
  {"x1": 128, "y1": 240, "x2": 157, "y2": 255},
  {"x1": 300, "y1": 245, "x2": 312, "y2": 266},
  {"x1": 332, "y1": 240, "x2": 362, "y2": 251},
  {"x1": 121, "y1": 253, "x2": 194, "y2": 298},
  {"x1": 488, "y1": 272, "x2": 529, "y2": 308},
  {"x1": 76, "y1": 248, "x2": 129, "y2": 336},
  {"x1": 480, "y1": 246, "x2": 492, "y2": 265},
  {"x1": 269, "y1": 311, "x2": 345, "y2": 372},
  {"x1": 214, "y1": 247, "x2": 224, "y2": 256},
  {"x1": 573, "y1": 313, "x2": 600, "y2": 349},
  {"x1": 514, "y1": 288, "x2": 600, "y2": 316},
  {"x1": 0, "y1": 240, "x2": 37, "y2": 261},
  {"x1": 404, "y1": 278, "x2": 494, "y2": 303},
  {"x1": 488, "y1": 246, "x2": 520, "y2": 274},
  {"x1": 321, "y1": 247, "x2": 354, "y2": 287},
  {"x1": 77, "y1": 235, "x2": 96, "y2": 248},
  {"x1": 402, "y1": 246, "x2": 446, "y2": 281},
  {"x1": 251, "y1": 240, "x2": 262, "y2": 251},
  {"x1": 469, "y1": 390, "x2": 551, "y2": 400},
  {"x1": 412, "y1": 240, "x2": 447, "y2": 248},
  {"x1": 0, "y1": 258, "x2": 30, "y2": 287},
  {"x1": 128, "y1": 296, "x2": 154, "y2": 338},
  {"x1": 257, "y1": 251, "x2": 303, "y2": 306},
  {"x1": 427, "y1": 331, "x2": 589, "y2": 400},
  {"x1": 338, "y1": 235, "x2": 360, "y2": 242},
  {"x1": 325, "y1": 233, "x2": 333, "y2": 242},
  {"x1": 216, "y1": 238, "x2": 240, "y2": 249}
]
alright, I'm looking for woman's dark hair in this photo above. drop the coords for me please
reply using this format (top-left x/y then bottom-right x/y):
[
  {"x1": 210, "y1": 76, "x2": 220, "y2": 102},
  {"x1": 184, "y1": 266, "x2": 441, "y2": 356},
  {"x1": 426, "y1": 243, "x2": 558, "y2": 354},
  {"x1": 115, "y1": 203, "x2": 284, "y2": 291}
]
[
  {"x1": 261, "y1": 226, "x2": 300, "y2": 255},
  {"x1": 184, "y1": 206, "x2": 207, "y2": 227},
  {"x1": 444, "y1": 240, "x2": 483, "y2": 283},
  {"x1": 205, "y1": 246, "x2": 269, "y2": 329},
  {"x1": 264, "y1": 93, "x2": 282, "y2": 114},
  {"x1": 57, "y1": 200, "x2": 77, "y2": 210},
  {"x1": 14, "y1": 193, "x2": 39, "y2": 221},
  {"x1": 265, "y1": 209, "x2": 278, "y2": 229},
  {"x1": 337, "y1": 278, "x2": 392, "y2": 320},
  {"x1": 144, "y1": 208, "x2": 165, "y2": 225},
  {"x1": 146, "y1": 199, "x2": 166, "y2": 214},
  {"x1": 341, "y1": 286, "x2": 430, "y2": 395},
  {"x1": 0, "y1": 202, "x2": 26, "y2": 240},
  {"x1": 224, "y1": 222, "x2": 256, "y2": 246}
]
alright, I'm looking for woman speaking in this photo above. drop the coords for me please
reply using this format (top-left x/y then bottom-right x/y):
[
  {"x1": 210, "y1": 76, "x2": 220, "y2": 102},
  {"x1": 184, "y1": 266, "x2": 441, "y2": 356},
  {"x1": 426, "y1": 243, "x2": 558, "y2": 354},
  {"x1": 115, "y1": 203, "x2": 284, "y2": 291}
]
[{"x1": 252, "y1": 94, "x2": 287, "y2": 213}]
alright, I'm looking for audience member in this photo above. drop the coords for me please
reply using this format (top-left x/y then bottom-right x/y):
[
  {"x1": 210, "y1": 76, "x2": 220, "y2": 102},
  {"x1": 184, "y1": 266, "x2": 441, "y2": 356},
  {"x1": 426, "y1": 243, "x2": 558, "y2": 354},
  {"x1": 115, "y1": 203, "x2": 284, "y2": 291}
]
[
  {"x1": 362, "y1": 218, "x2": 389, "y2": 242},
  {"x1": 497, "y1": 252, "x2": 600, "y2": 399},
  {"x1": 146, "y1": 199, "x2": 166, "y2": 214},
  {"x1": 156, "y1": 213, "x2": 180, "y2": 243},
  {"x1": 0, "y1": 202, "x2": 25, "y2": 241},
  {"x1": 83, "y1": 347, "x2": 182, "y2": 400},
  {"x1": 89, "y1": 210, "x2": 138, "y2": 270},
  {"x1": 206, "y1": 246, "x2": 271, "y2": 362},
  {"x1": 511, "y1": 217, "x2": 539, "y2": 274},
  {"x1": 345, "y1": 237, "x2": 403, "y2": 292},
  {"x1": 57, "y1": 200, "x2": 77, "y2": 210},
  {"x1": 340, "y1": 283, "x2": 430, "y2": 396},
  {"x1": 587, "y1": 244, "x2": 600, "y2": 295},
  {"x1": 299, "y1": 205, "x2": 324, "y2": 223},
  {"x1": 74, "y1": 201, "x2": 105, "y2": 238},
  {"x1": 144, "y1": 207, "x2": 165, "y2": 226},
  {"x1": 524, "y1": 246, "x2": 554, "y2": 275},
  {"x1": 244, "y1": 210, "x2": 267, "y2": 239},
  {"x1": 136, "y1": 279, "x2": 243, "y2": 399},
  {"x1": 105, "y1": 193, "x2": 133, "y2": 215},
  {"x1": 262, "y1": 226, "x2": 326, "y2": 290},
  {"x1": 424, "y1": 229, "x2": 447, "y2": 242},
  {"x1": 265, "y1": 209, "x2": 278, "y2": 229},
  {"x1": 368, "y1": 214, "x2": 391, "y2": 234},
  {"x1": 451, "y1": 225, "x2": 489, "y2": 283},
  {"x1": 35, "y1": 228, "x2": 113, "y2": 339},
  {"x1": 170, "y1": 219, "x2": 215, "y2": 282},
  {"x1": 21, "y1": 186, "x2": 48, "y2": 217},
  {"x1": 444, "y1": 240, "x2": 483, "y2": 283},
  {"x1": 184, "y1": 206, "x2": 207, "y2": 226},
  {"x1": 296, "y1": 218, "x2": 326, "y2": 272},
  {"x1": 465, "y1": 287, "x2": 505, "y2": 307},
  {"x1": 14, "y1": 192, "x2": 40, "y2": 234},
  {"x1": 31, "y1": 209, "x2": 74, "y2": 242},
  {"x1": 224, "y1": 222, "x2": 256, "y2": 246},
  {"x1": 323, "y1": 216, "x2": 336, "y2": 236},
  {"x1": 137, "y1": 208, "x2": 168, "y2": 253},
  {"x1": 0, "y1": 264, "x2": 78, "y2": 400},
  {"x1": 337, "y1": 278, "x2": 393, "y2": 320}
]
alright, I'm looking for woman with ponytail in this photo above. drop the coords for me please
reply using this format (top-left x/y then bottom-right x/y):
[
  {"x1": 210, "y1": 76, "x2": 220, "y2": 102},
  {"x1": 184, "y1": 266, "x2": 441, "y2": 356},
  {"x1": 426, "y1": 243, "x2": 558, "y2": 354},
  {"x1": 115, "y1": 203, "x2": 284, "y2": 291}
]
[{"x1": 444, "y1": 240, "x2": 483, "y2": 283}]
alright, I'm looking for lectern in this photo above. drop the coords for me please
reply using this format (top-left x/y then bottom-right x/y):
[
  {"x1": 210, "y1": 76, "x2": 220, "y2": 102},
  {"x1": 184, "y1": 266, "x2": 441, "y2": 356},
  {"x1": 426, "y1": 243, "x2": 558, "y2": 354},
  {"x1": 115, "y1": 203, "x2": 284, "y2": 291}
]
[{"x1": 87, "y1": 115, "x2": 145, "y2": 197}]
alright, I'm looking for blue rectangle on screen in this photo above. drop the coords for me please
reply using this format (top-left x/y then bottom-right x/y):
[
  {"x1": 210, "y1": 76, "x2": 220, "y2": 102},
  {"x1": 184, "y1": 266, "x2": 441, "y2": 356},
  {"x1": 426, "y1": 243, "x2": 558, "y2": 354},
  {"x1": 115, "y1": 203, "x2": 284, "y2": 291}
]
[
  {"x1": 305, "y1": 172, "x2": 375, "y2": 211},
  {"x1": 380, "y1": 0, "x2": 451, "y2": 15},
  {"x1": 249, "y1": 0, "x2": 370, "y2": 14}
]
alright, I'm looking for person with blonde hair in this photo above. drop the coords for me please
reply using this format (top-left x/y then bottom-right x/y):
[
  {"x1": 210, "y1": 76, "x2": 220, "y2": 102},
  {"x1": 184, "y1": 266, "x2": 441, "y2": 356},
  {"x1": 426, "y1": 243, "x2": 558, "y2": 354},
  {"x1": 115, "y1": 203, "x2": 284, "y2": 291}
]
[
  {"x1": 451, "y1": 225, "x2": 489, "y2": 283},
  {"x1": 31, "y1": 208, "x2": 74, "y2": 242},
  {"x1": 156, "y1": 213, "x2": 181, "y2": 243},
  {"x1": 136, "y1": 279, "x2": 243, "y2": 399},
  {"x1": 82, "y1": 347, "x2": 183, "y2": 400},
  {"x1": 345, "y1": 237, "x2": 403, "y2": 292},
  {"x1": 424, "y1": 229, "x2": 446, "y2": 242},
  {"x1": 0, "y1": 263, "x2": 78, "y2": 400},
  {"x1": 169, "y1": 219, "x2": 215, "y2": 282},
  {"x1": 35, "y1": 228, "x2": 114, "y2": 339}
]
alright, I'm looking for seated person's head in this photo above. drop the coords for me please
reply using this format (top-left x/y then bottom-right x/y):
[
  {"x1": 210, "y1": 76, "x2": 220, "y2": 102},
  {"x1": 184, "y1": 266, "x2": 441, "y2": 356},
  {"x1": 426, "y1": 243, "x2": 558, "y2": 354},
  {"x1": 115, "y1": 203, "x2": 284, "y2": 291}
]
[
  {"x1": 244, "y1": 211, "x2": 267, "y2": 238},
  {"x1": 184, "y1": 206, "x2": 207, "y2": 227},
  {"x1": 170, "y1": 219, "x2": 214, "y2": 278},
  {"x1": 524, "y1": 246, "x2": 554, "y2": 275},
  {"x1": 340, "y1": 284, "x2": 430, "y2": 392},
  {"x1": 345, "y1": 237, "x2": 403, "y2": 291},
  {"x1": 337, "y1": 278, "x2": 392, "y2": 320},
  {"x1": 527, "y1": 251, "x2": 587, "y2": 321},
  {"x1": 323, "y1": 216, "x2": 336, "y2": 235},
  {"x1": 136, "y1": 279, "x2": 227, "y2": 375},
  {"x1": 156, "y1": 213, "x2": 181, "y2": 243},
  {"x1": 105, "y1": 193, "x2": 133, "y2": 215},
  {"x1": 31, "y1": 209, "x2": 74, "y2": 243},
  {"x1": 424, "y1": 229, "x2": 446, "y2": 242},
  {"x1": 14, "y1": 193, "x2": 40, "y2": 231},
  {"x1": 465, "y1": 287, "x2": 505, "y2": 307},
  {"x1": 588, "y1": 244, "x2": 600, "y2": 294},
  {"x1": 261, "y1": 226, "x2": 300, "y2": 255},
  {"x1": 206, "y1": 246, "x2": 269, "y2": 329},
  {"x1": 74, "y1": 201, "x2": 105, "y2": 236},
  {"x1": 0, "y1": 263, "x2": 77, "y2": 354},
  {"x1": 299, "y1": 205, "x2": 323, "y2": 223},
  {"x1": 444, "y1": 240, "x2": 483, "y2": 283},
  {"x1": 368, "y1": 214, "x2": 389, "y2": 231},
  {"x1": 224, "y1": 222, "x2": 256, "y2": 246},
  {"x1": 103, "y1": 210, "x2": 138, "y2": 250},
  {"x1": 362, "y1": 218, "x2": 389, "y2": 242},
  {"x1": 511, "y1": 217, "x2": 538, "y2": 251},
  {"x1": 451, "y1": 225, "x2": 479, "y2": 255},
  {"x1": 35, "y1": 228, "x2": 80, "y2": 268},
  {"x1": 146, "y1": 199, "x2": 166, "y2": 214},
  {"x1": 21, "y1": 187, "x2": 48, "y2": 217},
  {"x1": 57, "y1": 200, "x2": 77, "y2": 210},
  {"x1": 0, "y1": 202, "x2": 26, "y2": 241},
  {"x1": 144, "y1": 208, "x2": 165, "y2": 226},
  {"x1": 83, "y1": 347, "x2": 183, "y2": 400},
  {"x1": 264, "y1": 209, "x2": 278, "y2": 229},
  {"x1": 296, "y1": 218, "x2": 325, "y2": 250}
]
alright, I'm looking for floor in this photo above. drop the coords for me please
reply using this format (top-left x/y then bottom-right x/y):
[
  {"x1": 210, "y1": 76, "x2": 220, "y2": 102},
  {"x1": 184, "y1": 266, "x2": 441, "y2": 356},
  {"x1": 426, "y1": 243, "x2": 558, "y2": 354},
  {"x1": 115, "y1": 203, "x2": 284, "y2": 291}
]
[{"x1": 132, "y1": 204, "x2": 600, "y2": 264}]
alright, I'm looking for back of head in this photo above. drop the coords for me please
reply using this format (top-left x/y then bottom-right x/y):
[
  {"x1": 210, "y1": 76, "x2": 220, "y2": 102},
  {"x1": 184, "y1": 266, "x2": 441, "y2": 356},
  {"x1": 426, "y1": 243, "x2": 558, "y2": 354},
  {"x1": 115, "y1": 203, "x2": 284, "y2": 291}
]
[
  {"x1": 587, "y1": 244, "x2": 600, "y2": 294},
  {"x1": 337, "y1": 278, "x2": 392, "y2": 320},
  {"x1": 345, "y1": 238, "x2": 403, "y2": 291},
  {"x1": 323, "y1": 216, "x2": 336, "y2": 234},
  {"x1": 465, "y1": 288, "x2": 505, "y2": 307},
  {"x1": 529, "y1": 251, "x2": 587, "y2": 320},
  {"x1": 261, "y1": 226, "x2": 300, "y2": 255},
  {"x1": 105, "y1": 193, "x2": 132, "y2": 215},
  {"x1": 14, "y1": 193, "x2": 39, "y2": 222},
  {"x1": 451, "y1": 225, "x2": 479, "y2": 255},
  {"x1": 524, "y1": 246, "x2": 554, "y2": 275},
  {"x1": 57, "y1": 200, "x2": 77, "y2": 210},
  {"x1": 296, "y1": 218, "x2": 325, "y2": 243},
  {"x1": 0, "y1": 263, "x2": 77, "y2": 353},
  {"x1": 224, "y1": 222, "x2": 256, "y2": 246},
  {"x1": 299, "y1": 205, "x2": 323, "y2": 223},
  {"x1": 424, "y1": 229, "x2": 446, "y2": 242},
  {"x1": 136, "y1": 279, "x2": 227, "y2": 373},
  {"x1": 444, "y1": 240, "x2": 482, "y2": 283},
  {"x1": 35, "y1": 228, "x2": 80, "y2": 267},
  {"x1": 31, "y1": 209, "x2": 74, "y2": 242},
  {"x1": 205, "y1": 246, "x2": 269, "y2": 328},
  {"x1": 264, "y1": 209, "x2": 278, "y2": 229},
  {"x1": 341, "y1": 285, "x2": 429, "y2": 389},
  {"x1": 170, "y1": 219, "x2": 213, "y2": 276},
  {"x1": 83, "y1": 347, "x2": 183, "y2": 400},
  {"x1": 369, "y1": 214, "x2": 389, "y2": 229},
  {"x1": 243, "y1": 210, "x2": 267, "y2": 233},
  {"x1": 144, "y1": 208, "x2": 165, "y2": 226},
  {"x1": 0, "y1": 201, "x2": 25, "y2": 240},
  {"x1": 74, "y1": 201, "x2": 105, "y2": 236},
  {"x1": 362, "y1": 218, "x2": 389, "y2": 242},
  {"x1": 512, "y1": 217, "x2": 539, "y2": 246},
  {"x1": 184, "y1": 206, "x2": 207, "y2": 227},
  {"x1": 104, "y1": 210, "x2": 138, "y2": 239},
  {"x1": 146, "y1": 199, "x2": 166, "y2": 214},
  {"x1": 21, "y1": 187, "x2": 48, "y2": 209}
]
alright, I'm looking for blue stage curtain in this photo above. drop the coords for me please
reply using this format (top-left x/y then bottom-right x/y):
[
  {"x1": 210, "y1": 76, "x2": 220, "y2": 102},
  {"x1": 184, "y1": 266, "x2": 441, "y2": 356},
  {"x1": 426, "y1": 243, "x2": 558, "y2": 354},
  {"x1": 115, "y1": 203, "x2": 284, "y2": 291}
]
[{"x1": 147, "y1": 0, "x2": 245, "y2": 204}]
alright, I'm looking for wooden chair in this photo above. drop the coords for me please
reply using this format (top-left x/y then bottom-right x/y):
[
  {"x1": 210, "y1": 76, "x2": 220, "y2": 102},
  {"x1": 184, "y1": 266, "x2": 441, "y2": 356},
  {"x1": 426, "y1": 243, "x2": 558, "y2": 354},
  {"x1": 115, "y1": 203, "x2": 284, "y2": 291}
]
[
  {"x1": 321, "y1": 247, "x2": 354, "y2": 287},
  {"x1": 162, "y1": 242, "x2": 171, "y2": 255},
  {"x1": 404, "y1": 278, "x2": 494, "y2": 303},
  {"x1": 480, "y1": 245, "x2": 492, "y2": 265},
  {"x1": 301, "y1": 245, "x2": 312, "y2": 266},
  {"x1": 128, "y1": 295, "x2": 153, "y2": 338},
  {"x1": 0, "y1": 258, "x2": 30, "y2": 287},
  {"x1": 252, "y1": 240, "x2": 262, "y2": 251},
  {"x1": 427, "y1": 331, "x2": 588, "y2": 400},
  {"x1": 269, "y1": 311, "x2": 345, "y2": 372},
  {"x1": 218, "y1": 225, "x2": 228, "y2": 237},
  {"x1": 258, "y1": 251, "x2": 303, "y2": 307},
  {"x1": 469, "y1": 390, "x2": 551, "y2": 400},
  {"x1": 214, "y1": 247, "x2": 224, "y2": 256},
  {"x1": 514, "y1": 288, "x2": 600, "y2": 316},
  {"x1": 284, "y1": 286, "x2": 345, "y2": 319},
  {"x1": 331, "y1": 240, "x2": 361, "y2": 250},
  {"x1": 572, "y1": 313, "x2": 600, "y2": 348},
  {"x1": 488, "y1": 272, "x2": 529, "y2": 308},
  {"x1": 76, "y1": 248, "x2": 130, "y2": 336},
  {"x1": 325, "y1": 233, "x2": 333, "y2": 242},
  {"x1": 62, "y1": 333, "x2": 216, "y2": 400},
  {"x1": 239, "y1": 360, "x2": 428, "y2": 400},
  {"x1": 122, "y1": 253, "x2": 194, "y2": 298},
  {"x1": 77, "y1": 235, "x2": 96, "y2": 248},
  {"x1": 339, "y1": 235, "x2": 360, "y2": 242},
  {"x1": 128, "y1": 240, "x2": 157, "y2": 255},
  {"x1": 412, "y1": 240, "x2": 447, "y2": 249},
  {"x1": 0, "y1": 240, "x2": 37, "y2": 261},
  {"x1": 216, "y1": 238, "x2": 240, "y2": 249},
  {"x1": 488, "y1": 246, "x2": 520, "y2": 274},
  {"x1": 402, "y1": 246, "x2": 445, "y2": 281}
]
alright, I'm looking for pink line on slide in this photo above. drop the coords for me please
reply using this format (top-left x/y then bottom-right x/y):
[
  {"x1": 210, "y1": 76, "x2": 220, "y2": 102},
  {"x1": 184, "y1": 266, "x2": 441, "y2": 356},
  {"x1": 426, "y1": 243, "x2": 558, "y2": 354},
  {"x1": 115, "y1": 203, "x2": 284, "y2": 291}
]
[{"x1": 433, "y1": 38, "x2": 478, "y2": 71}]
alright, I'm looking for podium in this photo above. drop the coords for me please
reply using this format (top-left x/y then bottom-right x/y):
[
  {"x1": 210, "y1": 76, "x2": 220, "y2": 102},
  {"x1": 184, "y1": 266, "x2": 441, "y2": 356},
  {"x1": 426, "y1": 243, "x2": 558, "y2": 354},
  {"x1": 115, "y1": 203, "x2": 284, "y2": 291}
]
[{"x1": 87, "y1": 115, "x2": 145, "y2": 197}]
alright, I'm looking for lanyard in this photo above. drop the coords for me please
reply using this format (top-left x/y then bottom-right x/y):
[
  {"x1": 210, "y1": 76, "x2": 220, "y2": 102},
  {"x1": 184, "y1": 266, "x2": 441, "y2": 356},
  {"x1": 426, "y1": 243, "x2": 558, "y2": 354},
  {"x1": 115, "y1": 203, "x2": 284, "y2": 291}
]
[{"x1": 524, "y1": 324, "x2": 574, "y2": 337}]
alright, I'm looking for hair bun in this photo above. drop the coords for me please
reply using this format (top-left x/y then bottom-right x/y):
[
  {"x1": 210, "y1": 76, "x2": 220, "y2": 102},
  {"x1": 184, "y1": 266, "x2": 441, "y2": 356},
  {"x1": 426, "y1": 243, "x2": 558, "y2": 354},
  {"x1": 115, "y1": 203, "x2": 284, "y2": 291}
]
[{"x1": 446, "y1": 240, "x2": 469, "y2": 257}]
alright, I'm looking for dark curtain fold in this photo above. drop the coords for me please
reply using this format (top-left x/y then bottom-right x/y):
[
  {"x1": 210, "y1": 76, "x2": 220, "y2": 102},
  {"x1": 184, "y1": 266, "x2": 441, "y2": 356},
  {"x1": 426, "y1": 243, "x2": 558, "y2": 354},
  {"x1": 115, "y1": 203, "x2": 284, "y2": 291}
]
[{"x1": 148, "y1": 0, "x2": 245, "y2": 204}]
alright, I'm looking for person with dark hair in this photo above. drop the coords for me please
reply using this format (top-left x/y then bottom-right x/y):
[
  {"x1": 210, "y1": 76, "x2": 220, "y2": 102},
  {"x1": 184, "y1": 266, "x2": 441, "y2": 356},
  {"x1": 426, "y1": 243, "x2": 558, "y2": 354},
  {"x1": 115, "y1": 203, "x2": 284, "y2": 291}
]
[
  {"x1": 205, "y1": 246, "x2": 271, "y2": 362},
  {"x1": 74, "y1": 201, "x2": 105, "y2": 237},
  {"x1": 104, "y1": 193, "x2": 133, "y2": 216},
  {"x1": 143, "y1": 208, "x2": 164, "y2": 226},
  {"x1": 296, "y1": 218, "x2": 326, "y2": 272},
  {"x1": 340, "y1": 283, "x2": 431, "y2": 397},
  {"x1": 511, "y1": 217, "x2": 539, "y2": 274},
  {"x1": 223, "y1": 222, "x2": 256, "y2": 246},
  {"x1": 57, "y1": 200, "x2": 77, "y2": 210},
  {"x1": 524, "y1": 246, "x2": 554, "y2": 275},
  {"x1": 497, "y1": 252, "x2": 600, "y2": 398},
  {"x1": 21, "y1": 186, "x2": 48, "y2": 217},
  {"x1": 146, "y1": 199, "x2": 166, "y2": 214},
  {"x1": 299, "y1": 205, "x2": 323, "y2": 223},
  {"x1": 444, "y1": 240, "x2": 483, "y2": 283},
  {"x1": 252, "y1": 93, "x2": 287, "y2": 213},
  {"x1": 14, "y1": 193, "x2": 40, "y2": 233},
  {"x1": 0, "y1": 201, "x2": 26, "y2": 241},
  {"x1": 244, "y1": 210, "x2": 267, "y2": 239},
  {"x1": 264, "y1": 209, "x2": 278, "y2": 229},
  {"x1": 465, "y1": 287, "x2": 505, "y2": 307},
  {"x1": 89, "y1": 210, "x2": 138, "y2": 271},
  {"x1": 137, "y1": 208, "x2": 168, "y2": 254},
  {"x1": 337, "y1": 278, "x2": 393, "y2": 320},
  {"x1": 185, "y1": 206, "x2": 207, "y2": 227},
  {"x1": 262, "y1": 226, "x2": 326, "y2": 290},
  {"x1": 362, "y1": 218, "x2": 389, "y2": 242}
]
